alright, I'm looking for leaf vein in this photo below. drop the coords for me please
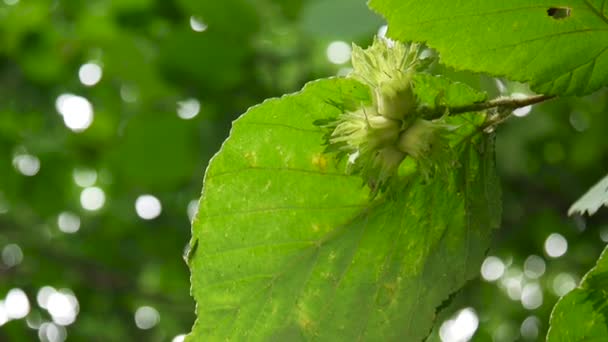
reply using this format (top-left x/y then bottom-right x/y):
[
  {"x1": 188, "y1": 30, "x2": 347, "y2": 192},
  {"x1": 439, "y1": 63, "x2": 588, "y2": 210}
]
[
  {"x1": 480, "y1": 29, "x2": 608, "y2": 53},
  {"x1": 207, "y1": 166, "x2": 353, "y2": 180},
  {"x1": 201, "y1": 204, "x2": 367, "y2": 219},
  {"x1": 239, "y1": 121, "x2": 320, "y2": 133}
]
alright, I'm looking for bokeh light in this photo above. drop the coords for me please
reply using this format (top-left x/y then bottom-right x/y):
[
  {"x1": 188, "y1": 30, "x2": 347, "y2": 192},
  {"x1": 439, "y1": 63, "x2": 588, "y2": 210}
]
[
  {"x1": 326, "y1": 41, "x2": 351, "y2": 65},
  {"x1": 520, "y1": 315, "x2": 540, "y2": 340},
  {"x1": 521, "y1": 283, "x2": 543, "y2": 310},
  {"x1": 2, "y1": 243, "x2": 23, "y2": 267},
  {"x1": 47, "y1": 290, "x2": 79, "y2": 326},
  {"x1": 0, "y1": 301, "x2": 8, "y2": 326},
  {"x1": 78, "y1": 62, "x2": 103, "y2": 86},
  {"x1": 187, "y1": 199, "x2": 199, "y2": 222},
  {"x1": 135, "y1": 195, "x2": 162, "y2": 220},
  {"x1": 523, "y1": 255, "x2": 546, "y2": 279},
  {"x1": 190, "y1": 16, "x2": 207, "y2": 32},
  {"x1": 73, "y1": 168, "x2": 97, "y2": 187},
  {"x1": 511, "y1": 93, "x2": 533, "y2": 117},
  {"x1": 544, "y1": 233, "x2": 568, "y2": 258},
  {"x1": 177, "y1": 98, "x2": 201, "y2": 120},
  {"x1": 500, "y1": 266, "x2": 524, "y2": 301},
  {"x1": 172, "y1": 334, "x2": 187, "y2": 342},
  {"x1": 55, "y1": 94, "x2": 94, "y2": 132},
  {"x1": 38, "y1": 286, "x2": 56, "y2": 309},
  {"x1": 134, "y1": 306, "x2": 160, "y2": 329},
  {"x1": 38, "y1": 322, "x2": 67, "y2": 342},
  {"x1": 480, "y1": 256, "x2": 505, "y2": 282},
  {"x1": 57, "y1": 212, "x2": 81, "y2": 234},
  {"x1": 5, "y1": 288, "x2": 30, "y2": 319},
  {"x1": 569, "y1": 111, "x2": 590, "y2": 132},
  {"x1": 13, "y1": 153, "x2": 41, "y2": 176},
  {"x1": 377, "y1": 25, "x2": 388, "y2": 38},
  {"x1": 80, "y1": 187, "x2": 106, "y2": 211},
  {"x1": 26, "y1": 310, "x2": 43, "y2": 329},
  {"x1": 552, "y1": 273, "x2": 577, "y2": 296},
  {"x1": 439, "y1": 307, "x2": 479, "y2": 342},
  {"x1": 120, "y1": 85, "x2": 138, "y2": 103},
  {"x1": 493, "y1": 322, "x2": 518, "y2": 342},
  {"x1": 600, "y1": 226, "x2": 608, "y2": 243},
  {"x1": 0, "y1": 193, "x2": 8, "y2": 214}
]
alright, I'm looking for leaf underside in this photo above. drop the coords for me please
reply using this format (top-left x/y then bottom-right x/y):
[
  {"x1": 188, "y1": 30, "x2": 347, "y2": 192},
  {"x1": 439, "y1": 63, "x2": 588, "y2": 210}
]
[
  {"x1": 547, "y1": 245, "x2": 608, "y2": 341},
  {"x1": 369, "y1": 0, "x2": 608, "y2": 96},
  {"x1": 568, "y1": 172, "x2": 608, "y2": 216},
  {"x1": 187, "y1": 78, "x2": 501, "y2": 341}
]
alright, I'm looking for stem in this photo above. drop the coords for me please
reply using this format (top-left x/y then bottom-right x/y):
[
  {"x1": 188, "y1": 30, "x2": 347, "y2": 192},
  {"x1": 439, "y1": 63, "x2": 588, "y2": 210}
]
[{"x1": 449, "y1": 94, "x2": 555, "y2": 115}]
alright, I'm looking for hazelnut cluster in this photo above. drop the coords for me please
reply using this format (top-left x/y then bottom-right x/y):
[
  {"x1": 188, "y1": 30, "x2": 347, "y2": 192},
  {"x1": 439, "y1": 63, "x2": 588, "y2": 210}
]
[{"x1": 319, "y1": 38, "x2": 453, "y2": 194}]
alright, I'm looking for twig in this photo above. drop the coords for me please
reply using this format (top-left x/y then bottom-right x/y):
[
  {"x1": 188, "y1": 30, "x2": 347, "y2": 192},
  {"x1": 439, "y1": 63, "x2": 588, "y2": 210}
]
[{"x1": 449, "y1": 94, "x2": 556, "y2": 115}]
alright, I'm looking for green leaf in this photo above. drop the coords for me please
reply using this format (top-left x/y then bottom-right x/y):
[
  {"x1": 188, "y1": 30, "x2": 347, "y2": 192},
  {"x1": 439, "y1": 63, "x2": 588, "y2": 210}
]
[
  {"x1": 547, "y1": 245, "x2": 608, "y2": 340},
  {"x1": 369, "y1": 0, "x2": 608, "y2": 96},
  {"x1": 569, "y1": 173, "x2": 608, "y2": 216},
  {"x1": 187, "y1": 78, "x2": 501, "y2": 341}
]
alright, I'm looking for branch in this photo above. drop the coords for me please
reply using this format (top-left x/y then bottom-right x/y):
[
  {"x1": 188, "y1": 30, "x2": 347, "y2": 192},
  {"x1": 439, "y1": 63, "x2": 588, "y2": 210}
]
[{"x1": 449, "y1": 94, "x2": 556, "y2": 115}]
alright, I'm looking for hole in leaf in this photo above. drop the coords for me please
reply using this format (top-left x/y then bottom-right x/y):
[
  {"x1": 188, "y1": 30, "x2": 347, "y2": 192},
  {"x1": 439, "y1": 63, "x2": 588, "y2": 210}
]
[{"x1": 547, "y1": 7, "x2": 571, "y2": 19}]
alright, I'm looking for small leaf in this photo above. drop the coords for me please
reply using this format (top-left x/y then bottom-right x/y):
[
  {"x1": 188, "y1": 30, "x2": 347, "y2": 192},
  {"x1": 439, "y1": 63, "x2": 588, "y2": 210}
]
[
  {"x1": 369, "y1": 0, "x2": 608, "y2": 96},
  {"x1": 547, "y1": 245, "x2": 608, "y2": 340},
  {"x1": 568, "y1": 173, "x2": 608, "y2": 216}
]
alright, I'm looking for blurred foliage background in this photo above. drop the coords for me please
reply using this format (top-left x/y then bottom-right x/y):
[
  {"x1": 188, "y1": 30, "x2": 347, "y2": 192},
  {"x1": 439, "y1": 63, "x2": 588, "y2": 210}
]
[{"x1": 0, "y1": 0, "x2": 606, "y2": 341}]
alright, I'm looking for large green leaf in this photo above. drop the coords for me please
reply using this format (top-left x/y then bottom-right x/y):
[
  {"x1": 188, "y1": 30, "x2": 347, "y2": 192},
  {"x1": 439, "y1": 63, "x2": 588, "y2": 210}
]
[
  {"x1": 369, "y1": 0, "x2": 608, "y2": 96},
  {"x1": 547, "y1": 245, "x2": 608, "y2": 340},
  {"x1": 187, "y1": 77, "x2": 501, "y2": 341}
]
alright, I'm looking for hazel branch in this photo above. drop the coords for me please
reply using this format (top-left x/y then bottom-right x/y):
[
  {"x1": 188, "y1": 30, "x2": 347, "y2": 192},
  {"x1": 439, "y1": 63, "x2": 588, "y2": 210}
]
[{"x1": 448, "y1": 94, "x2": 556, "y2": 115}]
